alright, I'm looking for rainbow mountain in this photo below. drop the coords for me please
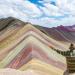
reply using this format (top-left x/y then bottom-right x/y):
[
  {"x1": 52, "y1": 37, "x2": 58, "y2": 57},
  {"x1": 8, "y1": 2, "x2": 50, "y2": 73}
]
[{"x1": 0, "y1": 17, "x2": 74, "y2": 75}]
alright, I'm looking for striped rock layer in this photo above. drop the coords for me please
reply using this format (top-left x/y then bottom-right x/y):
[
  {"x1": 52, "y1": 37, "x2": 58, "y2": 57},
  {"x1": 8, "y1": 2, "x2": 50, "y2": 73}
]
[{"x1": 0, "y1": 17, "x2": 68, "y2": 75}]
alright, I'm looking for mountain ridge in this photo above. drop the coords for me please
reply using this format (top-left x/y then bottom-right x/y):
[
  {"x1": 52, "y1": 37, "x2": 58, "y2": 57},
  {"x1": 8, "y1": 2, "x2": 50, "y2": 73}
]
[{"x1": 0, "y1": 17, "x2": 75, "y2": 48}]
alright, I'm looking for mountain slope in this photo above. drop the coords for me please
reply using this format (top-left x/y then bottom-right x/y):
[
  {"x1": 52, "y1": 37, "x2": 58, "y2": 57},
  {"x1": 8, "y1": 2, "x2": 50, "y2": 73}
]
[
  {"x1": 0, "y1": 17, "x2": 74, "y2": 51},
  {"x1": 0, "y1": 20, "x2": 67, "y2": 75}
]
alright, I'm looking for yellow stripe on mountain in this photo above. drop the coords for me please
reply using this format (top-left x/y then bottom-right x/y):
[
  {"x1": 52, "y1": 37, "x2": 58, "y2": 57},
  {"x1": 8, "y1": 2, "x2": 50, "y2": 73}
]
[{"x1": 20, "y1": 58, "x2": 64, "y2": 75}]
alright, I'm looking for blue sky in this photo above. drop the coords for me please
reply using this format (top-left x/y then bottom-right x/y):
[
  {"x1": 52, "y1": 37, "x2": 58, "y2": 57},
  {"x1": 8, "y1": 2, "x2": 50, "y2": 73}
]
[{"x1": 0, "y1": 0, "x2": 75, "y2": 27}]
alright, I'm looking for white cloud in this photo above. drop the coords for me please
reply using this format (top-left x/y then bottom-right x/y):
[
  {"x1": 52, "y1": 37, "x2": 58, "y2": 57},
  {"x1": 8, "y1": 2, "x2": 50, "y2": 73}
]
[
  {"x1": 0, "y1": 0, "x2": 43, "y2": 19},
  {"x1": 0, "y1": 0, "x2": 75, "y2": 27},
  {"x1": 44, "y1": 3, "x2": 63, "y2": 16},
  {"x1": 28, "y1": 17, "x2": 57, "y2": 27},
  {"x1": 22, "y1": 1, "x2": 42, "y2": 17},
  {"x1": 56, "y1": 0, "x2": 75, "y2": 16}
]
